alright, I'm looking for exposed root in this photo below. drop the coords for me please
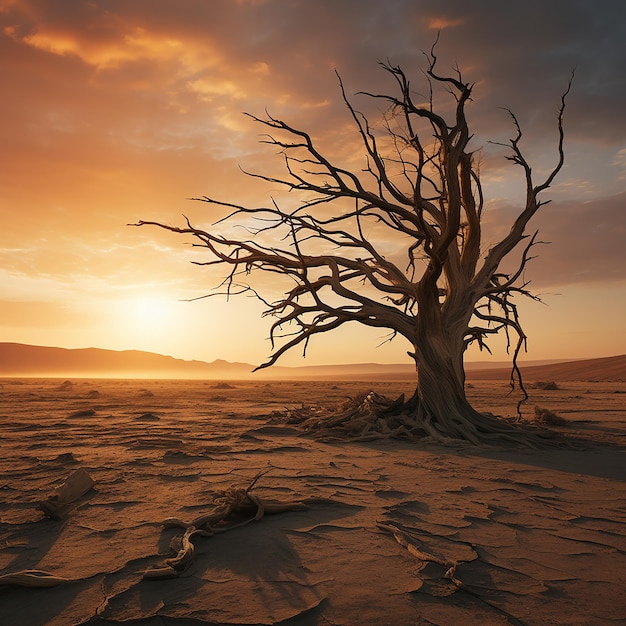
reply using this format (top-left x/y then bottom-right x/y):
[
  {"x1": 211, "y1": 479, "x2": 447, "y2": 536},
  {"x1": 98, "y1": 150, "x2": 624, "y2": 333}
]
[
  {"x1": 284, "y1": 391, "x2": 425, "y2": 442},
  {"x1": 282, "y1": 390, "x2": 559, "y2": 448},
  {"x1": 378, "y1": 521, "x2": 533, "y2": 624},
  {"x1": 143, "y1": 525, "x2": 213, "y2": 579},
  {"x1": 378, "y1": 521, "x2": 478, "y2": 569}
]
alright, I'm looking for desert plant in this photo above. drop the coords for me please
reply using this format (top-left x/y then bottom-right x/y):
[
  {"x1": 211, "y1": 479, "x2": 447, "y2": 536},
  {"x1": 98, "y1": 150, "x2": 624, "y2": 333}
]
[
  {"x1": 534, "y1": 381, "x2": 560, "y2": 390},
  {"x1": 534, "y1": 406, "x2": 567, "y2": 426}
]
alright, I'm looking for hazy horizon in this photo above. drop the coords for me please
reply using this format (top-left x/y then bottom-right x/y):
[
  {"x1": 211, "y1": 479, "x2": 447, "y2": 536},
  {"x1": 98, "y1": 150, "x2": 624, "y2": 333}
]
[
  {"x1": 2, "y1": 339, "x2": 607, "y2": 366},
  {"x1": 3, "y1": 342, "x2": 625, "y2": 384}
]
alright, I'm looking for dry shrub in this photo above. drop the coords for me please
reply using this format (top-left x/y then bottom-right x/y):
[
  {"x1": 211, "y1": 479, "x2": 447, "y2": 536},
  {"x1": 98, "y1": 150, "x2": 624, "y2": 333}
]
[
  {"x1": 213, "y1": 382, "x2": 234, "y2": 389},
  {"x1": 534, "y1": 381, "x2": 559, "y2": 390},
  {"x1": 338, "y1": 390, "x2": 375, "y2": 411},
  {"x1": 534, "y1": 405, "x2": 567, "y2": 426}
]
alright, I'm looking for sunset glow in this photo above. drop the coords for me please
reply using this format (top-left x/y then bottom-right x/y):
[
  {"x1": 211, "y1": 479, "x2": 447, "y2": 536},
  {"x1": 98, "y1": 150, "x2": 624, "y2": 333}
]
[
  {"x1": 1, "y1": 0, "x2": 625, "y2": 367},
  {"x1": 117, "y1": 294, "x2": 177, "y2": 335}
]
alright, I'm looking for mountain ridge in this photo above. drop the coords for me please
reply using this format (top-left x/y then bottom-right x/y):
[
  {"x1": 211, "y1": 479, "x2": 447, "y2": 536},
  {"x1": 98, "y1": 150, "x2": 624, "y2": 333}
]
[{"x1": 1, "y1": 342, "x2": 624, "y2": 381}]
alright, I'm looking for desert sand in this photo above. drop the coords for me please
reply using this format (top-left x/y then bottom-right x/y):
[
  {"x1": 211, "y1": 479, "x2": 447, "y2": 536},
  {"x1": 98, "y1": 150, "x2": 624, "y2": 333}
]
[{"x1": 0, "y1": 376, "x2": 624, "y2": 625}]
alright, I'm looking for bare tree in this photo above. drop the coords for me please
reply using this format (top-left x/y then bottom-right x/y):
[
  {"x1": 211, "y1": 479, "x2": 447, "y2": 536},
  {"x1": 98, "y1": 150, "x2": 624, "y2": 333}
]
[{"x1": 135, "y1": 49, "x2": 571, "y2": 445}]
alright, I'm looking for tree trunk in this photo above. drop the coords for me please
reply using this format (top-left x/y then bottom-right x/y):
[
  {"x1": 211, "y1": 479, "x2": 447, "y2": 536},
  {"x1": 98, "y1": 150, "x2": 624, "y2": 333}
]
[
  {"x1": 408, "y1": 314, "x2": 528, "y2": 445},
  {"x1": 412, "y1": 348, "x2": 484, "y2": 444},
  {"x1": 283, "y1": 322, "x2": 553, "y2": 446}
]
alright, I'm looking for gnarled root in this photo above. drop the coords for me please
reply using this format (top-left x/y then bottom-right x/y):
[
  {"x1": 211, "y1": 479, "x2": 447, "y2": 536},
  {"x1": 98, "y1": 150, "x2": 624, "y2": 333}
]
[
  {"x1": 285, "y1": 391, "x2": 425, "y2": 442},
  {"x1": 143, "y1": 471, "x2": 308, "y2": 580},
  {"x1": 284, "y1": 391, "x2": 558, "y2": 447},
  {"x1": 377, "y1": 521, "x2": 476, "y2": 596},
  {"x1": 143, "y1": 525, "x2": 213, "y2": 579}
]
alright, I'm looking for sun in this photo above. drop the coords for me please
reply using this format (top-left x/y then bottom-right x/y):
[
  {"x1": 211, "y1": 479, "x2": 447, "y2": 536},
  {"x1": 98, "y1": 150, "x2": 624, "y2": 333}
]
[{"x1": 122, "y1": 294, "x2": 176, "y2": 333}]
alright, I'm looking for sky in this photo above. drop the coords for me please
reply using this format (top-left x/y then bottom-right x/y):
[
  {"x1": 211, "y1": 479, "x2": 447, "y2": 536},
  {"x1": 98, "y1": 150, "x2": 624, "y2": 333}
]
[{"x1": 1, "y1": 0, "x2": 625, "y2": 368}]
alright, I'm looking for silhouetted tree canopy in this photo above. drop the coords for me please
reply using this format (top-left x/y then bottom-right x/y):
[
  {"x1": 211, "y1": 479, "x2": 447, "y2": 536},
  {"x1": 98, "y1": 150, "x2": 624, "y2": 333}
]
[{"x1": 136, "y1": 45, "x2": 572, "y2": 445}]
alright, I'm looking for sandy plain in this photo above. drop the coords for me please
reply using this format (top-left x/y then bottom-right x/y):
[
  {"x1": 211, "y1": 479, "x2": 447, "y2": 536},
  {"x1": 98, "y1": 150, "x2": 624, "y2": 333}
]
[{"x1": 0, "y1": 376, "x2": 625, "y2": 625}]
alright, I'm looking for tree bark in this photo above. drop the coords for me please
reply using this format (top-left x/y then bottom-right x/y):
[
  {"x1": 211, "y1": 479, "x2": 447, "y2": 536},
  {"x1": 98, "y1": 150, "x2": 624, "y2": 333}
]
[{"x1": 409, "y1": 320, "x2": 482, "y2": 444}]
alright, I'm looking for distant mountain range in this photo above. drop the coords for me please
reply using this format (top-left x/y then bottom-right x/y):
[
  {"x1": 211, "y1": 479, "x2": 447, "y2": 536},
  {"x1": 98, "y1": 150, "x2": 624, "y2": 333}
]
[
  {"x1": 0, "y1": 342, "x2": 624, "y2": 381},
  {"x1": 0, "y1": 342, "x2": 252, "y2": 379}
]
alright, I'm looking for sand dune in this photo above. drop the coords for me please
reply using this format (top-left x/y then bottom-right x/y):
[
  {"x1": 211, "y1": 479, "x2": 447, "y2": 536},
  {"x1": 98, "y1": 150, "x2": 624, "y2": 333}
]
[
  {"x1": 467, "y1": 353, "x2": 626, "y2": 382},
  {"x1": 0, "y1": 377, "x2": 625, "y2": 625}
]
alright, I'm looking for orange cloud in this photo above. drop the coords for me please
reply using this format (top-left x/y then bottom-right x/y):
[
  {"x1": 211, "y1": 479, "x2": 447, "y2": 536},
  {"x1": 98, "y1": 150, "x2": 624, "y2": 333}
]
[
  {"x1": 427, "y1": 17, "x2": 465, "y2": 30},
  {"x1": 187, "y1": 77, "x2": 246, "y2": 102},
  {"x1": 17, "y1": 25, "x2": 222, "y2": 75}
]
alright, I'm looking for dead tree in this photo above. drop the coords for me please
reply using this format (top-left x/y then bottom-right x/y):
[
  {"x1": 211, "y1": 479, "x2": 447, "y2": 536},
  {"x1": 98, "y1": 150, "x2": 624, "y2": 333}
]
[{"x1": 135, "y1": 48, "x2": 571, "y2": 445}]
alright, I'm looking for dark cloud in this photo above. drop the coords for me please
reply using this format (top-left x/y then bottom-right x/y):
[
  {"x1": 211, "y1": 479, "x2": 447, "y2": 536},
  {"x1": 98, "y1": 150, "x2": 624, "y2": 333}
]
[
  {"x1": 526, "y1": 192, "x2": 626, "y2": 287},
  {"x1": 4, "y1": 0, "x2": 623, "y2": 142},
  {"x1": 480, "y1": 191, "x2": 626, "y2": 289}
]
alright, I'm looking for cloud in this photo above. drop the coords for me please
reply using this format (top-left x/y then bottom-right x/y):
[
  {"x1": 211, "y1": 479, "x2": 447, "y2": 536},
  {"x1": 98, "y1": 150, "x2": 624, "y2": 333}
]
[
  {"x1": 426, "y1": 17, "x2": 465, "y2": 30},
  {"x1": 19, "y1": 26, "x2": 222, "y2": 74},
  {"x1": 613, "y1": 148, "x2": 626, "y2": 180},
  {"x1": 0, "y1": 0, "x2": 624, "y2": 360},
  {"x1": 0, "y1": 299, "x2": 89, "y2": 328},
  {"x1": 483, "y1": 192, "x2": 626, "y2": 289}
]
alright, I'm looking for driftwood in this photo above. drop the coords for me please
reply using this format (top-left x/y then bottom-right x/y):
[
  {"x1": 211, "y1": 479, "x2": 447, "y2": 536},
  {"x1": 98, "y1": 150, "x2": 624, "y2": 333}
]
[
  {"x1": 1, "y1": 471, "x2": 306, "y2": 587},
  {"x1": 0, "y1": 468, "x2": 96, "y2": 588},
  {"x1": 37, "y1": 467, "x2": 95, "y2": 520},
  {"x1": 0, "y1": 570, "x2": 77, "y2": 588},
  {"x1": 378, "y1": 521, "x2": 477, "y2": 592},
  {"x1": 144, "y1": 471, "x2": 308, "y2": 579}
]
